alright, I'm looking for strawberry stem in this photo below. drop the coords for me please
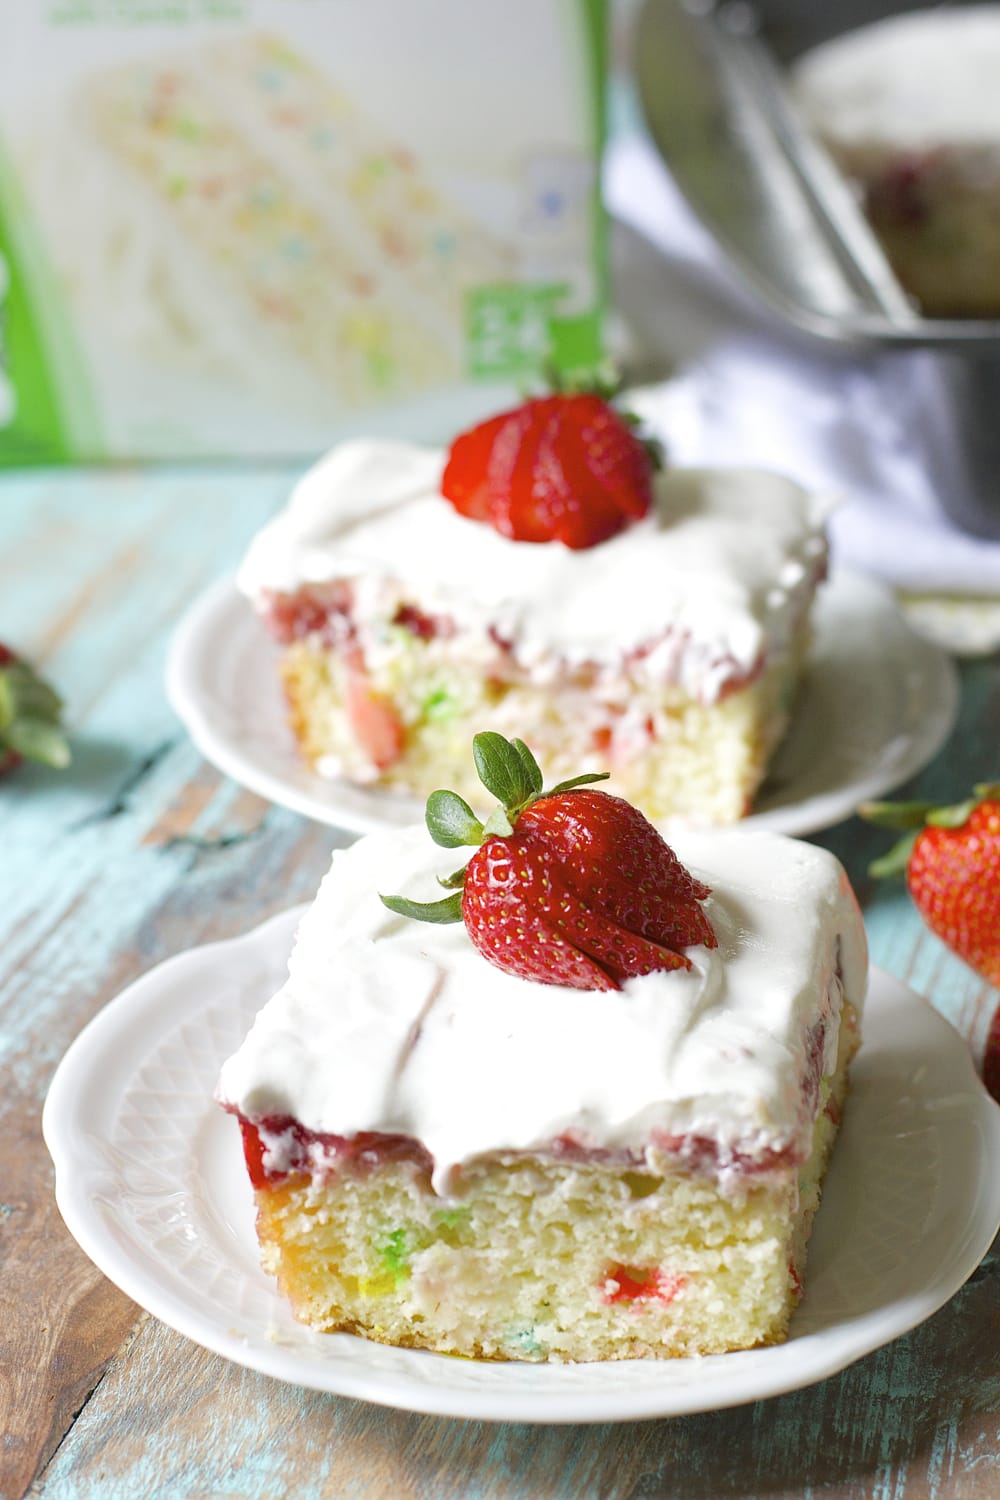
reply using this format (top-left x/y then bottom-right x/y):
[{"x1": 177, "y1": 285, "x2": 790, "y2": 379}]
[
  {"x1": 482, "y1": 805, "x2": 515, "y2": 838},
  {"x1": 380, "y1": 731, "x2": 612, "y2": 924}
]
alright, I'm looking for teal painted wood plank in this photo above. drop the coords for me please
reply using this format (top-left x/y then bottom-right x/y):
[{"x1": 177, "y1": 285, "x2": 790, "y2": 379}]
[{"x1": 0, "y1": 477, "x2": 325, "y2": 1102}]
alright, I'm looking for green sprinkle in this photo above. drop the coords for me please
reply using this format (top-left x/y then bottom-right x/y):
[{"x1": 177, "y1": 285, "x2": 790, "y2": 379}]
[
  {"x1": 507, "y1": 1327, "x2": 544, "y2": 1357},
  {"x1": 422, "y1": 685, "x2": 458, "y2": 722},
  {"x1": 377, "y1": 1227, "x2": 413, "y2": 1283},
  {"x1": 433, "y1": 1206, "x2": 470, "y2": 1230}
]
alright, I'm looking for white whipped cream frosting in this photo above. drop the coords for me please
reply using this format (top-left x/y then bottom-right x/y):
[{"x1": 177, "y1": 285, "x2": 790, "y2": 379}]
[
  {"x1": 237, "y1": 439, "x2": 828, "y2": 692},
  {"x1": 793, "y1": 7, "x2": 1000, "y2": 151},
  {"x1": 218, "y1": 825, "x2": 867, "y2": 1192}
]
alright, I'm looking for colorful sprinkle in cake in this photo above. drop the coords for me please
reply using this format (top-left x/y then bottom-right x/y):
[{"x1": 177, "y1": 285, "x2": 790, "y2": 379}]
[
  {"x1": 239, "y1": 389, "x2": 830, "y2": 826},
  {"x1": 217, "y1": 733, "x2": 867, "y2": 1362}
]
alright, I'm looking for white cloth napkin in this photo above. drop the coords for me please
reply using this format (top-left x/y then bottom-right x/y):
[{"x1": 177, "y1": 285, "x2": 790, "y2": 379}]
[{"x1": 606, "y1": 132, "x2": 1000, "y2": 596}]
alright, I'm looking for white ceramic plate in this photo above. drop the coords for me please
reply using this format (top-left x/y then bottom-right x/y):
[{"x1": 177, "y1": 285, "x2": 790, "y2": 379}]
[
  {"x1": 166, "y1": 571, "x2": 958, "y2": 838},
  {"x1": 44, "y1": 912, "x2": 1000, "y2": 1425}
]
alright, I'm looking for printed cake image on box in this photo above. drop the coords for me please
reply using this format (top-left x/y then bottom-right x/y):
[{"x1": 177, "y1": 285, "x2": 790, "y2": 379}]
[{"x1": 0, "y1": 0, "x2": 606, "y2": 462}]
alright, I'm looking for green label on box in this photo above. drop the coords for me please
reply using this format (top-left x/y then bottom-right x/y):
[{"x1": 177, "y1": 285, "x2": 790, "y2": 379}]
[
  {"x1": 466, "y1": 284, "x2": 566, "y2": 379},
  {"x1": 0, "y1": 147, "x2": 69, "y2": 465},
  {"x1": 0, "y1": 135, "x2": 99, "y2": 466},
  {"x1": 0, "y1": 249, "x2": 67, "y2": 465},
  {"x1": 466, "y1": 281, "x2": 604, "y2": 382}
]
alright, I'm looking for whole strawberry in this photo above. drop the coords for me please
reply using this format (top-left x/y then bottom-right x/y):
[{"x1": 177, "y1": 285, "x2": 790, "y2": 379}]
[
  {"x1": 441, "y1": 387, "x2": 659, "y2": 550},
  {"x1": 0, "y1": 643, "x2": 70, "y2": 775},
  {"x1": 382, "y1": 732, "x2": 716, "y2": 991},
  {"x1": 863, "y1": 785, "x2": 1000, "y2": 1100}
]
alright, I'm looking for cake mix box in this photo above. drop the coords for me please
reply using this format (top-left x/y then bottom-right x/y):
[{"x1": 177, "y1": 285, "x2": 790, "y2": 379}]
[{"x1": 0, "y1": 0, "x2": 606, "y2": 463}]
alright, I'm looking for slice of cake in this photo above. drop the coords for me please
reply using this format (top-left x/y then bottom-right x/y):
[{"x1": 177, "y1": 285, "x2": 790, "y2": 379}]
[
  {"x1": 218, "y1": 733, "x2": 867, "y2": 1362},
  {"x1": 791, "y1": 7, "x2": 1000, "y2": 318},
  {"x1": 239, "y1": 389, "x2": 829, "y2": 825}
]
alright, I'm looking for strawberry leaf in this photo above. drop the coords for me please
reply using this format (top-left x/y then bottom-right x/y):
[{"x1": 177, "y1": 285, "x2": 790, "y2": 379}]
[
  {"x1": 511, "y1": 738, "x2": 544, "y2": 795},
  {"x1": 437, "y1": 864, "x2": 468, "y2": 890},
  {"x1": 0, "y1": 658, "x2": 70, "y2": 769},
  {"x1": 473, "y1": 731, "x2": 536, "y2": 811},
  {"x1": 0, "y1": 661, "x2": 63, "y2": 722},
  {"x1": 380, "y1": 891, "x2": 463, "y2": 924},
  {"x1": 869, "y1": 832, "x2": 918, "y2": 880},
  {"x1": 5, "y1": 718, "x2": 71, "y2": 768},
  {"x1": 926, "y1": 798, "x2": 980, "y2": 829},
  {"x1": 859, "y1": 798, "x2": 937, "y2": 831},
  {"x1": 546, "y1": 771, "x2": 611, "y2": 796},
  {"x1": 425, "y1": 789, "x2": 483, "y2": 849}
]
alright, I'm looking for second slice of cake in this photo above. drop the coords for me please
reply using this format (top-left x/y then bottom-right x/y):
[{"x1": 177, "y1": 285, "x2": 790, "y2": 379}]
[{"x1": 240, "y1": 390, "x2": 830, "y2": 825}]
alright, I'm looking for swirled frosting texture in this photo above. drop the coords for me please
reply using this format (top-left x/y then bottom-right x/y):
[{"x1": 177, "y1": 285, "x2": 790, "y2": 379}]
[{"x1": 218, "y1": 825, "x2": 867, "y2": 1191}]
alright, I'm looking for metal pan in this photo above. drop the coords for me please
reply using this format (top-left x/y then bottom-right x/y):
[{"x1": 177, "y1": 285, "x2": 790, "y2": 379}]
[{"x1": 634, "y1": 0, "x2": 1000, "y2": 537}]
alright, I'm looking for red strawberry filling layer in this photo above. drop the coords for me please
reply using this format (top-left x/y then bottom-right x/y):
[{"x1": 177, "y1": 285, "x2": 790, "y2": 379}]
[
  {"x1": 257, "y1": 583, "x2": 768, "y2": 700},
  {"x1": 232, "y1": 1109, "x2": 812, "y2": 1193},
  {"x1": 232, "y1": 1110, "x2": 434, "y2": 1191}
]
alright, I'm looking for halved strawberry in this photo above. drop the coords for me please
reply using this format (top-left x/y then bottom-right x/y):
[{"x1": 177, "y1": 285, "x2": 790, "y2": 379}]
[
  {"x1": 441, "y1": 390, "x2": 659, "y2": 550},
  {"x1": 344, "y1": 651, "x2": 405, "y2": 772},
  {"x1": 0, "y1": 643, "x2": 70, "y2": 776},
  {"x1": 381, "y1": 732, "x2": 716, "y2": 991}
]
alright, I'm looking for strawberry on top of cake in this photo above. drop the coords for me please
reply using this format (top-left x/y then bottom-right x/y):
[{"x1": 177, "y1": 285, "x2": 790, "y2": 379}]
[
  {"x1": 238, "y1": 385, "x2": 830, "y2": 825},
  {"x1": 218, "y1": 733, "x2": 866, "y2": 1362}
]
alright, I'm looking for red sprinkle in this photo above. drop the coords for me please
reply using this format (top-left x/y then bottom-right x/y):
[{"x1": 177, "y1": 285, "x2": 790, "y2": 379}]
[
  {"x1": 602, "y1": 1263, "x2": 685, "y2": 1306},
  {"x1": 391, "y1": 603, "x2": 454, "y2": 641}
]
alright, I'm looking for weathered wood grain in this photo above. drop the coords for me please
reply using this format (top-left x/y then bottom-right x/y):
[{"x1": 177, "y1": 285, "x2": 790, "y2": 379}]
[
  {"x1": 26, "y1": 1244, "x2": 1000, "y2": 1499},
  {"x1": 2, "y1": 482, "x2": 998, "y2": 1500},
  {"x1": 0, "y1": 483, "x2": 333, "y2": 1500},
  {"x1": 0, "y1": 1074, "x2": 141, "y2": 1495}
]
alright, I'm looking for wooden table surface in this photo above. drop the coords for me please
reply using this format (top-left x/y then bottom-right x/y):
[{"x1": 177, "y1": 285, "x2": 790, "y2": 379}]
[{"x1": 2, "y1": 476, "x2": 998, "y2": 1500}]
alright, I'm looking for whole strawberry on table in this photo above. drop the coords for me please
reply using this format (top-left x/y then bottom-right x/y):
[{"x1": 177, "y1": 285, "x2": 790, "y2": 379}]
[
  {"x1": 0, "y1": 644, "x2": 70, "y2": 776},
  {"x1": 862, "y1": 784, "x2": 1000, "y2": 1102}
]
